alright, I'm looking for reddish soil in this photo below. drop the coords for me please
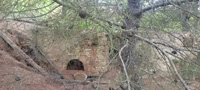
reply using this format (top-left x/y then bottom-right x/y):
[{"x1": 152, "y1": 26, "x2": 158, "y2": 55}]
[
  {"x1": 0, "y1": 50, "x2": 114, "y2": 90},
  {"x1": 0, "y1": 32, "x2": 96, "y2": 90},
  {"x1": 142, "y1": 76, "x2": 200, "y2": 90},
  {"x1": 0, "y1": 30, "x2": 118, "y2": 90},
  {"x1": 0, "y1": 51, "x2": 64, "y2": 90}
]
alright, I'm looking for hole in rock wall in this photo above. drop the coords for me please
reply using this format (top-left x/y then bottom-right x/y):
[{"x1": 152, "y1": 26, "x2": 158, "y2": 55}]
[{"x1": 66, "y1": 59, "x2": 84, "y2": 70}]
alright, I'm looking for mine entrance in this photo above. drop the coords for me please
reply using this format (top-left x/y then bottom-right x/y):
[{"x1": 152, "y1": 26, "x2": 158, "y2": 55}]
[{"x1": 66, "y1": 59, "x2": 84, "y2": 70}]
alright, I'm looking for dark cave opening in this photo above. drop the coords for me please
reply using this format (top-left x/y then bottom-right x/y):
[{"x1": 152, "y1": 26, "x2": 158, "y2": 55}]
[{"x1": 66, "y1": 59, "x2": 84, "y2": 70}]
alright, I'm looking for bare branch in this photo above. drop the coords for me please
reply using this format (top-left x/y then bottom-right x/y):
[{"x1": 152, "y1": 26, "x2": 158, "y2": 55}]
[
  {"x1": 138, "y1": 0, "x2": 185, "y2": 14},
  {"x1": 169, "y1": 1, "x2": 200, "y2": 18},
  {"x1": 136, "y1": 0, "x2": 199, "y2": 16},
  {"x1": 119, "y1": 39, "x2": 131, "y2": 90},
  {"x1": 135, "y1": 34, "x2": 191, "y2": 90}
]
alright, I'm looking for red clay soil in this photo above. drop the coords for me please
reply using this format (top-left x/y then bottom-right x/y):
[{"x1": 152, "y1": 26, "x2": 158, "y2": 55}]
[
  {"x1": 0, "y1": 51, "x2": 110, "y2": 90},
  {"x1": 142, "y1": 76, "x2": 200, "y2": 90},
  {"x1": 0, "y1": 34, "x2": 91, "y2": 90},
  {"x1": 0, "y1": 31, "x2": 114, "y2": 90},
  {"x1": 0, "y1": 51, "x2": 65, "y2": 90}
]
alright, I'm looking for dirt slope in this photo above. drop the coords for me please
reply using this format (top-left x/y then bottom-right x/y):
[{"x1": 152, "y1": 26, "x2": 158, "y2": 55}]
[{"x1": 0, "y1": 51, "x2": 65, "y2": 90}]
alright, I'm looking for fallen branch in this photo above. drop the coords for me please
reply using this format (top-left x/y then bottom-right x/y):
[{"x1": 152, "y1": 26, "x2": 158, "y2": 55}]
[
  {"x1": 0, "y1": 30, "x2": 48, "y2": 76},
  {"x1": 62, "y1": 80, "x2": 109, "y2": 85}
]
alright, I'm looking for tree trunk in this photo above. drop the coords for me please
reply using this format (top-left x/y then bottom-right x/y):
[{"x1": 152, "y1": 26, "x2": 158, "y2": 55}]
[
  {"x1": 121, "y1": 0, "x2": 142, "y2": 90},
  {"x1": 0, "y1": 31, "x2": 48, "y2": 76}
]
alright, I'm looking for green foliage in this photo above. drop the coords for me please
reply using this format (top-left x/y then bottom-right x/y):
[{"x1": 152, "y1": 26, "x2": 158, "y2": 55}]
[
  {"x1": 2, "y1": 0, "x2": 57, "y2": 20},
  {"x1": 140, "y1": 2, "x2": 200, "y2": 32},
  {"x1": 140, "y1": 8, "x2": 183, "y2": 31},
  {"x1": 176, "y1": 60, "x2": 200, "y2": 80},
  {"x1": 76, "y1": 20, "x2": 101, "y2": 30},
  {"x1": 136, "y1": 42, "x2": 153, "y2": 69},
  {"x1": 181, "y1": 63, "x2": 199, "y2": 79}
]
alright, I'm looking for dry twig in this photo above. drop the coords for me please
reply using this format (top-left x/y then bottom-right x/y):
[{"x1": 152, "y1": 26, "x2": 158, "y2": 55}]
[{"x1": 119, "y1": 39, "x2": 131, "y2": 90}]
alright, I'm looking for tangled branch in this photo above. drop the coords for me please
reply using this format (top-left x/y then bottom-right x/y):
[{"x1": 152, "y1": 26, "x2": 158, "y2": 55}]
[{"x1": 119, "y1": 39, "x2": 131, "y2": 90}]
